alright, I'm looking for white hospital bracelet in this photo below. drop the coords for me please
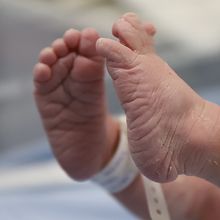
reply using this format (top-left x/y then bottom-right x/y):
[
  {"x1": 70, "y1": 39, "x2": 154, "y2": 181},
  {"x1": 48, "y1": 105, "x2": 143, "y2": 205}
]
[
  {"x1": 91, "y1": 116, "x2": 139, "y2": 193},
  {"x1": 143, "y1": 177, "x2": 171, "y2": 220}
]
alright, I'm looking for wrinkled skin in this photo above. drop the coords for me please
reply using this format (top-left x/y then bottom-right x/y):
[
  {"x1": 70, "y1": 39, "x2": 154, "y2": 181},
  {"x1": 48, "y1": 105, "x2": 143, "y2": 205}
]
[
  {"x1": 96, "y1": 13, "x2": 213, "y2": 183},
  {"x1": 33, "y1": 25, "x2": 155, "y2": 180},
  {"x1": 33, "y1": 28, "x2": 119, "y2": 180},
  {"x1": 33, "y1": 16, "x2": 220, "y2": 219}
]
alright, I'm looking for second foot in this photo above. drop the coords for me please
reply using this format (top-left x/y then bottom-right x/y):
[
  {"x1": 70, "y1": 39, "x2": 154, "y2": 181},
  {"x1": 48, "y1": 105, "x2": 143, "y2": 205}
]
[
  {"x1": 96, "y1": 13, "x2": 209, "y2": 182},
  {"x1": 33, "y1": 28, "x2": 118, "y2": 180}
]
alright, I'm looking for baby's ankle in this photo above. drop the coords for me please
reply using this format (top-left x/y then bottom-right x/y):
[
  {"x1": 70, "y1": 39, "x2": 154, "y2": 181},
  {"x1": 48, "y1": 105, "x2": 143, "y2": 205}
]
[{"x1": 184, "y1": 100, "x2": 220, "y2": 181}]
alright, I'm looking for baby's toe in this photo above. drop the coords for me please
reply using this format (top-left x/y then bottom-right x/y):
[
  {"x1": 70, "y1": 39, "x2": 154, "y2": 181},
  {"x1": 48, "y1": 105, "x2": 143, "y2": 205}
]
[
  {"x1": 52, "y1": 38, "x2": 69, "y2": 58},
  {"x1": 33, "y1": 63, "x2": 52, "y2": 94},
  {"x1": 39, "y1": 47, "x2": 57, "y2": 66},
  {"x1": 113, "y1": 12, "x2": 154, "y2": 53},
  {"x1": 63, "y1": 28, "x2": 81, "y2": 50},
  {"x1": 79, "y1": 28, "x2": 101, "y2": 57},
  {"x1": 96, "y1": 38, "x2": 137, "y2": 70},
  {"x1": 143, "y1": 22, "x2": 157, "y2": 36},
  {"x1": 33, "y1": 63, "x2": 51, "y2": 83},
  {"x1": 69, "y1": 28, "x2": 104, "y2": 82}
]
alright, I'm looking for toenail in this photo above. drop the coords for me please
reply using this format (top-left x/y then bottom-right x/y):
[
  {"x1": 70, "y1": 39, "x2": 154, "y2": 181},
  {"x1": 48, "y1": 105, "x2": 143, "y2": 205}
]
[{"x1": 96, "y1": 38, "x2": 104, "y2": 47}]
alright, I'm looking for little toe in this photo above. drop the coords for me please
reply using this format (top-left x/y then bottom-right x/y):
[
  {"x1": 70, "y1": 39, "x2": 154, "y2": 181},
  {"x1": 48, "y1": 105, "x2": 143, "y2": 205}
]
[
  {"x1": 63, "y1": 28, "x2": 81, "y2": 50},
  {"x1": 33, "y1": 63, "x2": 51, "y2": 83},
  {"x1": 39, "y1": 47, "x2": 57, "y2": 66},
  {"x1": 143, "y1": 22, "x2": 157, "y2": 36},
  {"x1": 52, "y1": 38, "x2": 69, "y2": 58},
  {"x1": 113, "y1": 12, "x2": 154, "y2": 53},
  {"x1": 33, "y1": 63, "x2": 52, "y2": 94}
]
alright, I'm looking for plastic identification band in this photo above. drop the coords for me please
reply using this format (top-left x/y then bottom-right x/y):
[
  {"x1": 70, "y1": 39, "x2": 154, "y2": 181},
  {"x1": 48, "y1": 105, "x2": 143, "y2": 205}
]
[
  {"x1": 91, "y1": 116, "x2": 139, "y2": 193},
  {"x1": 143, "y1": 176, "x2": 171, "y2": 220}
]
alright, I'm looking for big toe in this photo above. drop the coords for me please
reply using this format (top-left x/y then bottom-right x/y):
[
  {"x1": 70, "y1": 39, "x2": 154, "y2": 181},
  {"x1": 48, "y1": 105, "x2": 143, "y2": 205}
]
[
  {"x1": 112, "y1": 12, "x2": 154, "y2": 53},
  {"x1": 79, "y1": 28, "x2": 101, "y2": 58}
]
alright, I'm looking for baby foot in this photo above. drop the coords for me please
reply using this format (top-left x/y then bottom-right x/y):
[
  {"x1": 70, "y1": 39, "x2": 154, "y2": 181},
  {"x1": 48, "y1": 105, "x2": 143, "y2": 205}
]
[
  {"x1": 33, "y1": 28, "x2": 118, "y2": 180},
  {"x1": 33, "y1": 22, "x2": 157, "y2": 181},
  {"x1": 96, "y1": 13, "x2": 207, "y2": 182}
]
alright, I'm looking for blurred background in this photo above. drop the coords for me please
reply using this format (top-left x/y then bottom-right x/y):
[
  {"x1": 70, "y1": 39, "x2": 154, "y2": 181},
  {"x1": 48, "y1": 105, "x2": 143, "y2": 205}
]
[{"x1": 0, "y1": 0, "x2": 220, "y2": 219}]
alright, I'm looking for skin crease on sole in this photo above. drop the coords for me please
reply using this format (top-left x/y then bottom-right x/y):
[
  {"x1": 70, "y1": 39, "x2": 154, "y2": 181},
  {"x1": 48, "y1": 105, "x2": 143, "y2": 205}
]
[{"x1": 96, "y1": 12, "x2": 209, "y2": 183}]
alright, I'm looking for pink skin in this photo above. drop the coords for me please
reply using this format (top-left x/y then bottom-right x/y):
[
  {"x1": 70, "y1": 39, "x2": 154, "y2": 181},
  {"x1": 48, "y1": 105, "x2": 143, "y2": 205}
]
[
  {"x1": 33, "y1": 25, "x2": 156, "y2": 181},
  {"x1": 163, "y1": 175, "x2": 220, "y2": 220},
  {"x1": 96, "y1": 12, "x2": 211, "y2": 183},
  {"x1": 33, "y1": 21, "x2": 220, "y2": 219},
  {"x1": 33, "y1": 28, "x2": 117, "y2": 180}
]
